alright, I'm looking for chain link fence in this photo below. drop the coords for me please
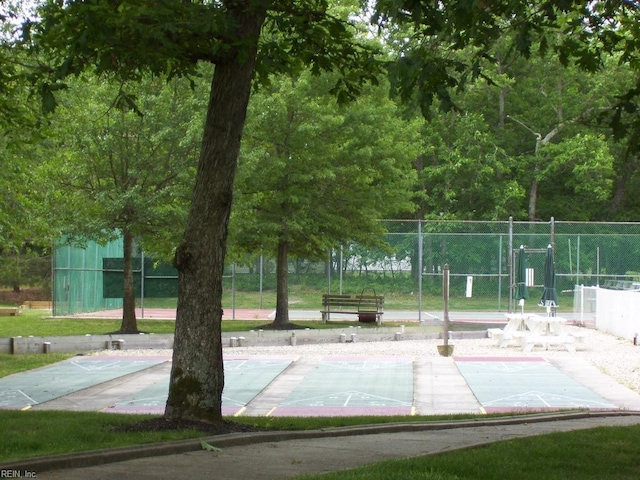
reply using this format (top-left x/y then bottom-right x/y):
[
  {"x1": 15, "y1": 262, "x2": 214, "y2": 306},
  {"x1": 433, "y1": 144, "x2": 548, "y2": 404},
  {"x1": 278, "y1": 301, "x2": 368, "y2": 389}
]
[{"x1": 52, "y1": 219, "x2": 640, "y2": 316}]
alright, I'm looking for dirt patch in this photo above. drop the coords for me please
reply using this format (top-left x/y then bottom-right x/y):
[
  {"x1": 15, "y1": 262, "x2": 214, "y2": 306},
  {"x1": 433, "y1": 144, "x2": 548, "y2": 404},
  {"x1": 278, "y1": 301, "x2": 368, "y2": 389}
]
[{"x1": 257, "y1": 322, "x2": 309, "y2": 331}]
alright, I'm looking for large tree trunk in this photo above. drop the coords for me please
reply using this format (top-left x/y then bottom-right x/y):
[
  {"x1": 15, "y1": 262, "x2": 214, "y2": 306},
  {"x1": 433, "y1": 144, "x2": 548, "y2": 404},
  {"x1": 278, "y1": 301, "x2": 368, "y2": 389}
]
[
  {"x1": 611, "y1": 155, "x2": 639, "y2": 217},
  {"x1": 528, "y1": 176, "x2": 538, "y2": 222},
  {"x1": 119, "y1": 228, "x2": 139, "y2": 334},
  {"x1": 272, "y1": 240, "x2": 290, "y2": 328},
  {"x1": 165, "y1": 6, "x2": 266, "y2": 424}
]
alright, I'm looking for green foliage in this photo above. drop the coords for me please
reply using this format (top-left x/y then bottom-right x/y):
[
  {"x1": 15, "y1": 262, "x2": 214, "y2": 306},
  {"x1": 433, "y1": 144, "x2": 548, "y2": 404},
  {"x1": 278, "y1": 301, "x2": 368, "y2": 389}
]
[
  {"x1": 376, "y1": 1, "x2": 640, "y2": 121},
  {"x1": 415, "y1": 111, "x2": 520, "y2": 220},
  {"x1": 455, "y1": 37, "x2": 630, "y2": 221},
  {"x1": 30, "y1": 1, "x2": 383, "y2": 113},
  {"x1": 0, "y1": 44, "x2": 53, "y2": 261},
  {"x1": 537, "y1": 133, "x2": 615, "y2": 220},
  {"x1": 374, "y1": 2, "x2": 640, "y2": 222},
  {"x1": 38, "y1": 74, "x2": 201, "y2": 259},
  {"x1": 32, "y1": 1, "x2": 222, "y2": 85},
  {"x1": 0, "y1": 251, "x2": 51, "y2": 291},
  {"x1": 231, "y1": 70, "x2": 419, "y2": 262},
  {"x1": 259, "y1": 1, "x2": 384, "y2": 103}
]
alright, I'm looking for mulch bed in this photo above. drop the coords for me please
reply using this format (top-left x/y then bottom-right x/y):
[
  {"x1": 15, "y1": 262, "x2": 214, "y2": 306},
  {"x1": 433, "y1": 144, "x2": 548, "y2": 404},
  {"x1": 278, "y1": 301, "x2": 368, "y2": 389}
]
[{"x1": 257, "y1": 322, "x2": 308, "y2": 331}]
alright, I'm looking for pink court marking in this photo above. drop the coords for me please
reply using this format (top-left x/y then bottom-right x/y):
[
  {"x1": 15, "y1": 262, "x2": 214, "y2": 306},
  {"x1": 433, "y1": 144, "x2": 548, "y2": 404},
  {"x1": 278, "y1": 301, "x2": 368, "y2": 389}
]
[
  {"x1": 455, "y1": 357, "x2": 545, "y2": 362},
  {"x1": 270, "y1": 406, "x2": 413, "y2": 417}
]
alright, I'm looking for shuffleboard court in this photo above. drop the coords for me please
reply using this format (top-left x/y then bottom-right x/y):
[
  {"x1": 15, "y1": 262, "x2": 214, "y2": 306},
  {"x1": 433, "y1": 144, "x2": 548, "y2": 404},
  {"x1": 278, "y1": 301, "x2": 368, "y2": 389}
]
[
  {"x1": 270, "y1": 356, "x2": 414, "y2": 417},
  {"x1": 0, "y1": 356, "x2": 168, "y2": 410},
  {"x1": 106, "y1": 356, "x2": 294, "y2": 415},
  {"x1": 455, "y1": 357, "x2": 616, "y2": 413}
]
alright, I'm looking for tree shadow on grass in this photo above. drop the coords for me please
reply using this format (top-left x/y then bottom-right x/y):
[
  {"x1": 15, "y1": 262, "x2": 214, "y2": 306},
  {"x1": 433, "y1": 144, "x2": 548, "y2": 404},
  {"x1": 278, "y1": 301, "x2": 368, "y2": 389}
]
[{"x1": 114, "y1": 417, "x2": 266, "y2": 435}]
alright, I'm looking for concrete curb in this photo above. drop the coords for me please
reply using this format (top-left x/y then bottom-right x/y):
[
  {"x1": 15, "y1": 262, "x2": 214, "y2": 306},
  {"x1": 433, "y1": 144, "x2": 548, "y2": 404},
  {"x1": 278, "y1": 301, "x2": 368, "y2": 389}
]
[
  {"x1": 2, "y1": 327, "x2": 490, "y2": 355},
  {"x1": 3, "y1": 410, "x2": 638, "y2": 473}
]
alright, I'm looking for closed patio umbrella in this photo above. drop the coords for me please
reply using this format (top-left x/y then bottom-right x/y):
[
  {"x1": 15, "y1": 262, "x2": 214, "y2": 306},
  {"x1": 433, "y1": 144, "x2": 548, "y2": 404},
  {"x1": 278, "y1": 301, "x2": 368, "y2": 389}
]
[
  {"x1": 515, "y1": 245, "x2": 529, "y2": 312},
  {"x1": 539, "y1": 244, "x2": 558, "y2": 315}
]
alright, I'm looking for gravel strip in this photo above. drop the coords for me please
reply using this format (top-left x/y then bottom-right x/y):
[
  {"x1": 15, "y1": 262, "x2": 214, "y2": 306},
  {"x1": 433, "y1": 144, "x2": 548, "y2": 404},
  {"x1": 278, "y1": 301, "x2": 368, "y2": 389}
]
[{"x1": 92, "y1": 325, "x2": 640, "y2": 393}]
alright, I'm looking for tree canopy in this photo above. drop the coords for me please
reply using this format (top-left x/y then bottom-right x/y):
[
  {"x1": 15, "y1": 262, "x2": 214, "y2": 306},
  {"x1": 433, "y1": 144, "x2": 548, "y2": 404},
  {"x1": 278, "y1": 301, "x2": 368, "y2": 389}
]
[
  {"x1": 39, "y1": 74, "x2": 202, "y2": 332},
  {"x1": 4, "y1": 0, "x2": 640, "y2": 426}
]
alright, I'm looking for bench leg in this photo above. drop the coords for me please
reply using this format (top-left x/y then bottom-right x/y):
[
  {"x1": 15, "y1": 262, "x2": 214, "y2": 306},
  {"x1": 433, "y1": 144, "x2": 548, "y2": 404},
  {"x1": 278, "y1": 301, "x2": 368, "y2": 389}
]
[{"x1": 521, "y1": 339, "x2": 534, "y2": 352}]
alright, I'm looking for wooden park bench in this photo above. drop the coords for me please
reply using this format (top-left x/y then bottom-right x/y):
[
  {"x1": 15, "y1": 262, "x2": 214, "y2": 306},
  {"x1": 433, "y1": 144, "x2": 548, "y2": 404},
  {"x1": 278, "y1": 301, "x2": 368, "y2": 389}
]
[
  {"x1": 320, "y1": 293, "x2": 384, "y2": 325},
  {"x1": 0, "y1": 307, "x2": 19, "y2": 316}
]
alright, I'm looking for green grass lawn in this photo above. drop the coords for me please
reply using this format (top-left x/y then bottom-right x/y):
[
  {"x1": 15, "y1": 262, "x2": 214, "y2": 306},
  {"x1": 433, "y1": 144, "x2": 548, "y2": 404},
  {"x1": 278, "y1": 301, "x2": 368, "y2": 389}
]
[
  {"x1": 2, "y1": 409, "x2": 639, "y2": 480},
  {"x1": 0, "y1": 410, "x2": 485, "y2": 463},
  {"x1": 0, "y1": 311, "x2": 389, "y2": 337},
  {"x1": 218, "y1": 287, "x2": 574, "y2": 313},
  {"x1": 106, "y1": 286, "x2": 573, "y2": 313},
  {"x1": 0, "y1": 302, "x2": 455, "y2": 338},
  {"x1": 0, "y1": 411, "x2": 207, "y2": 462},
  {"x1": 293, "y1": 424, "x2": 640, "y2": 480}
]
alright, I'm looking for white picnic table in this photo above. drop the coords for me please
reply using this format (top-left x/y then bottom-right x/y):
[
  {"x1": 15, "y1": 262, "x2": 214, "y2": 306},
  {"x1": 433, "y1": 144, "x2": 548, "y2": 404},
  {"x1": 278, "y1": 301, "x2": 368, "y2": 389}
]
[{"x1": 490, "y1": 314, "x2": 577, "y2": 352}]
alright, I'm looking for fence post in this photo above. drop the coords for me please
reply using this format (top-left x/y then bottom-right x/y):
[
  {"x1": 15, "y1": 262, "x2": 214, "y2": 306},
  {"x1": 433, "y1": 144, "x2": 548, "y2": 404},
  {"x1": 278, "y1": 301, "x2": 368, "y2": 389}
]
[
  {"x1": 508, "y1": 216, "x2": 514, "y2": 313},
  {"x1": 232, "y1": 263, "x2": 236, "y2": 320},
  {"x1": 339, "y1": 246, "x2": 344, "y2": 295},
  {"x1": 498, "y1": 235, "x2": 503, "y2": 311},
  {"x1": 326, "y1": 249, "x2": 331, "y2": 295},
  {"x1": 418, "y1": 220, "x2": 423, "y2": 323},
  {"x1": 259, "y1": 254, "x2": 264, "y2": 309},
  {"x1": 443, "y1": 264, "x2": 449, "y2": 347},
  {"x1": 140, "y1": 250, "x2": 145, "y2": 319}
]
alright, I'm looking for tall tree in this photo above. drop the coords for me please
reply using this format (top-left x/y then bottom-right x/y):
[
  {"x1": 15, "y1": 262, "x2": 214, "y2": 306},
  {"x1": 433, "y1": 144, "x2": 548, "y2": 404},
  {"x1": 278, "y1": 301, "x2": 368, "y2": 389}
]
[
  {"x1": 40, "y1": 76, "x2": 200, "y2": 333},
  {"x1": 31, "y1": 0, "x2": 381, "y2": 424},
  {"x1": 231, "y1": 71, "x2": 419, "y2": 327}
]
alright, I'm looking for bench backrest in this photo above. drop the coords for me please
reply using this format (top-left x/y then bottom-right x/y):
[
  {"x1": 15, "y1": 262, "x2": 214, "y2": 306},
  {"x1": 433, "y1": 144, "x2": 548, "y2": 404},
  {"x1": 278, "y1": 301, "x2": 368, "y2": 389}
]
[{"x1": 322, "y1": 294, "x2": 384, "y2": 312}]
